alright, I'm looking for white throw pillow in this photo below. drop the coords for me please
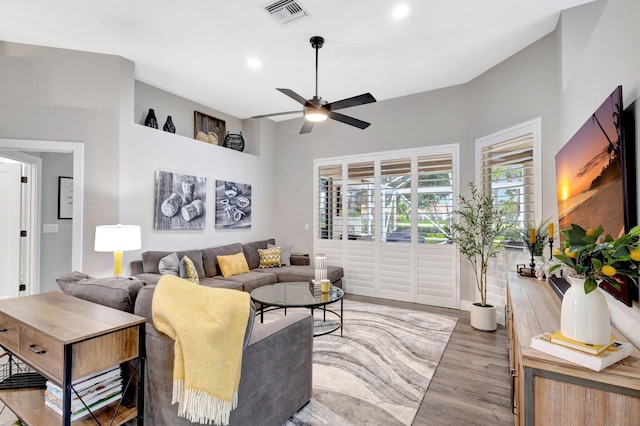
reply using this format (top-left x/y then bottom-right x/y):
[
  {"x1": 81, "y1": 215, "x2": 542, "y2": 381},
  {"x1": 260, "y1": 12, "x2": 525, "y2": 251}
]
[{"x1": 159, "y1": 252, "x2": 179, "y2": 276}]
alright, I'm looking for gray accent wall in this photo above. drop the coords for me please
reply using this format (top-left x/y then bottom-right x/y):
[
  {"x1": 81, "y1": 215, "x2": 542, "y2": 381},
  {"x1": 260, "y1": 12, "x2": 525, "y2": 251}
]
[
  {"x1": 269, "y1": 33, "x2": 559, "y2": 303},
  {"x1": 0, "y1": 41, "x2": 125, "y2": 278},
  {"x1": 40, "y1": 152, "x2": 72, "y2": 292}
]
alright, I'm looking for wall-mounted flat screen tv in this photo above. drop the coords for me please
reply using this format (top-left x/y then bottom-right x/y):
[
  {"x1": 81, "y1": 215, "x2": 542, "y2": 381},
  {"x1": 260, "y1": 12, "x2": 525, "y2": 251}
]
[{"x1": 554, "y1": 85, "x2": 637, "y2": 306}]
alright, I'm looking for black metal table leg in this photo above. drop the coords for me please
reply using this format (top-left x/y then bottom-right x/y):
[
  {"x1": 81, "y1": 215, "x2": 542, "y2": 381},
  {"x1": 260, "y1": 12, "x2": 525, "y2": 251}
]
[
  {"x1": 138, "y1": 322, "x2": 146, "y2": 425},
  {"x1": 340, "y1": 297, "x2": 343, "y2": 337},
  {"x1": 63, "y1": 345, "x2": 72, "y2": 426}
]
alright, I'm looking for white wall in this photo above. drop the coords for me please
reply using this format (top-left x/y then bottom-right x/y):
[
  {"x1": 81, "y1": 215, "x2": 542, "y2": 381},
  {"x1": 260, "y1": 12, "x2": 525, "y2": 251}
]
[
  {"x1": 119, "y1": 83, "x2": 278, "y2": 275},
  {"x1": 118, "y1": 123, "x2": 278, "y2": 274},
  {"x1": 557, "y1": 0, "x2": 640, "y2": 346}
]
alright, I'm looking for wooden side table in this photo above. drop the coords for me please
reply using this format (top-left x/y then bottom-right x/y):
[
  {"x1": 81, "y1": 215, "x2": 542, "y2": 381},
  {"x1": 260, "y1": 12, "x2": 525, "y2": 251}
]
[
  {"x1": 0, "y1": 292, "x2": 146, "y2": 425},
  {"x1": 506, "y1": 272, "x2": 640, "y2": 425}
]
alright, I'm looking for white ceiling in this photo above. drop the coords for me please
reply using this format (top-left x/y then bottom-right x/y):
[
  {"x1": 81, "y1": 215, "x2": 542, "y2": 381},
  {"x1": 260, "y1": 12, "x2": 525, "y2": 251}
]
[{"x1": 0, "y1": 0, "x2": 593, "y2": 122}]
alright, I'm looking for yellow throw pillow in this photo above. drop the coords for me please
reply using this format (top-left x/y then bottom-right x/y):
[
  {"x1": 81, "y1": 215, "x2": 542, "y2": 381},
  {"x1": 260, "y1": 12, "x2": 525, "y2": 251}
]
[
  {"x1": 258, "y1": 246, "x2": 282, "y2": 268},
  {"x1": 180, "y1": 255, "x2": 200, "y2": 284},
  {"x1": 217, "y1": 252, "x2": 250, "y2": 277}
]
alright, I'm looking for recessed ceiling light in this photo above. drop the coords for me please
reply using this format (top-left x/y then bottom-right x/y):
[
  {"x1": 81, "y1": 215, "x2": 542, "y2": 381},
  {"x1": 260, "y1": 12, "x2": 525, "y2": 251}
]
[
  {"x1": 392, "y1": 4, "x2": 409, "y2": 19},
  {"x1": 247, "y1": 57, "x2": 262, "y2": 69}
]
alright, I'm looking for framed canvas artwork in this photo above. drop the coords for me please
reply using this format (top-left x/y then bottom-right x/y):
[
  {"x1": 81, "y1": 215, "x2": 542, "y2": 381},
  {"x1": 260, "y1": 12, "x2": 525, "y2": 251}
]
[
  {"x1": 58, "y1": 176, "x2": 73, "y2": 219},
  {"x1": 194, "y1": 111, "x2": 226, "y2": 145},
  {"x1": 215, "y1": 180, "x2": 251, "y2": 229},
  {"x1": 154, "y1": 170, "x2": 206, "y2": 230}
]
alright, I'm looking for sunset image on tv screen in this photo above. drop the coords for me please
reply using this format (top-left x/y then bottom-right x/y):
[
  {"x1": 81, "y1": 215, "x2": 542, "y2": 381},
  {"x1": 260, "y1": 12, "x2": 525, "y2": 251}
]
[{"x1": 555, "y1": 86, "x2": 625, "y2": 239}]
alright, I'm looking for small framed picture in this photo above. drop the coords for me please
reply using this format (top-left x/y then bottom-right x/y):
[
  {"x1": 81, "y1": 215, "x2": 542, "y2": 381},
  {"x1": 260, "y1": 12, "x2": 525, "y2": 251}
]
[
  {"x1": 194, "y1": 111, "x2": 226, "y2": 145},
  {"x1": 58, "y1": 176, "x2": 73, "y2": 219}
]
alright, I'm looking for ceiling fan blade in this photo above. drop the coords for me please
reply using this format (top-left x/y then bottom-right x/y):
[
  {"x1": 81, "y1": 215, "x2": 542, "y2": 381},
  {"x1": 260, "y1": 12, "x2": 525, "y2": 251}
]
[
  {"x1": 327, "y1": 93, "x2": 376, "y2": 111},
  {"x1": 251, "y1": 110, "x2": 301, "y2": 119},
  {"x1": 300, "y1": 121, "x2": 315, "y2": 134},
  {"x1": 277, "y1": 88, "x2": 312, "y2": 107},
  {"x1": 328, "y1": 111, "x2": 371, "y2": 129}
]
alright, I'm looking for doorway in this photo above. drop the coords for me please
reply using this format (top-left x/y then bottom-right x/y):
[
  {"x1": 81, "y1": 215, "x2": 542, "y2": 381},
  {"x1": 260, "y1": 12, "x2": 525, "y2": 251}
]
[{"x1": 0, "y1": 139, "x2": 84, "y2": 294}]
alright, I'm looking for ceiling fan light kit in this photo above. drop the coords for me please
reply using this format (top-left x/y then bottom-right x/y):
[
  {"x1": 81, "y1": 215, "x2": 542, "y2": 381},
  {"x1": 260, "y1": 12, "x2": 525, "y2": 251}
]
[
  {"x1": 304, "y1": 109, "x2": 328, "y2": 122},
  {"x1": 253, "y1": 35, "x2": 376, "y2": 134}
]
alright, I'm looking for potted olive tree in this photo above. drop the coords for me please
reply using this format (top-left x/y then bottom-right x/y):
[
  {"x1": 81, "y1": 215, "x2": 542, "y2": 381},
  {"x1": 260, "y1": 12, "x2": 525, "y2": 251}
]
[{"x1": 450, "y1": 182, "x2": 509, "y2": 331}]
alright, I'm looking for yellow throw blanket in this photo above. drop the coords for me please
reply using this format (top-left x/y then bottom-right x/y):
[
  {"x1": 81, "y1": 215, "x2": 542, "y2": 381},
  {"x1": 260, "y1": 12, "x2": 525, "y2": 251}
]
[{"x1": 152, "y1": 275, "x2": 251, "y2": 425}]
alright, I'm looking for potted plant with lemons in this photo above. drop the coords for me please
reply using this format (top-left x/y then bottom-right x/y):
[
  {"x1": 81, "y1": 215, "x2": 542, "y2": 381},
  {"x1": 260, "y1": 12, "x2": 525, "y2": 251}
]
[
  {"x1": 450, "y1": 182, "x2": 509, "y2": 331},
  {"x1": 550, "y1": 224, "x2": 640, "y2": 344}
]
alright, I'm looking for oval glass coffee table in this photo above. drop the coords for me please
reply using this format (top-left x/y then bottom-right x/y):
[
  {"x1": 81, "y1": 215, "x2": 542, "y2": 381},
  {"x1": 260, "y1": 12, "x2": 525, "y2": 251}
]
[{"x1": 250, "y1": 282, "x2": 344, "y2": 337}]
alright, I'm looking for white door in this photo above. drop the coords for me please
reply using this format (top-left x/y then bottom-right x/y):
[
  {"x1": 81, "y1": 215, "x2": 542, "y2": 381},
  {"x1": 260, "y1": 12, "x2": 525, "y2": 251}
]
[{"x1": 0, "y1": 163, "x2": 22, "y2": 300}]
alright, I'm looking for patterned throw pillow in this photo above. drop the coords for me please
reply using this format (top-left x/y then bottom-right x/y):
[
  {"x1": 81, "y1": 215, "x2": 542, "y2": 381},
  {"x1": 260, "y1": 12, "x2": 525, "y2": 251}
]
[
  {"x1": 217, "y1": 252, "x2": 250, "y2": 277},
  {"x1": 179, "y1": 255, "x2": 200, "y2": 284},
  {"x1": 268, "y1": 243, "x2": 292, "y2": 266},
  {"x1": 258, "y1": 247, "x2": 282, "y2": 269}
]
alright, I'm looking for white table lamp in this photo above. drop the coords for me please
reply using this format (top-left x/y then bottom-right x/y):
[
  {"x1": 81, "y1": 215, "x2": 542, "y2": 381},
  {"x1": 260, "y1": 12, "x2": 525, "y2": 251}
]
[{"x1": 94, "y1": 224, "x2": 141, "y2": 276}]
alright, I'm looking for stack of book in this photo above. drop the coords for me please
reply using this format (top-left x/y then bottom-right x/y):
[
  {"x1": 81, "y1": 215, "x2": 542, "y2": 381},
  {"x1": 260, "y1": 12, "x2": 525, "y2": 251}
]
[
  {"x1": 309, "y1": 280, "x2": 322, "y2": 296},
  {"x1": 530, "y1": 331, "x2": 633, "y2": 372},
  {"x1": 44, "y1": 365, "x2": 123, "y2": 422}
]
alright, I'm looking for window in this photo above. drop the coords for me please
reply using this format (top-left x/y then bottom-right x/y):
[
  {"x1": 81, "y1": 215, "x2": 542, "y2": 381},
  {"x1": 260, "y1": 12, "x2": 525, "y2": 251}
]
[
  {"x1": 316, "y1": 146, "x2": 460, "y2": 245},
  {"x1": 317, "y1": 165, "x2": 342, "y2": 240},
  {"x1": 476, "y1": 119, "x2": 541, "y2": 249},
  {"x1": 417, "y1": 154, "x2": 454, "y2": 244},
  {"x1": 346, "y1": 162, "x2": 375, "y2": 240},
  {"x1": 380, "y1": 158, "x2": 411, "y2": 243},
  {"x1": 314, "y1": 145, "x2": 460, "y2": 307}
]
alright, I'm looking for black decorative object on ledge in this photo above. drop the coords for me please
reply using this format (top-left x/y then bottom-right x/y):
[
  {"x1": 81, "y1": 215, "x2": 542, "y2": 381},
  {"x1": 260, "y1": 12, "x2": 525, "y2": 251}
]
[
  {"x1": 163, "y1": 116, "x2": 176, "y2": 133},
  {"x1": 516, "y1": 264, "x2": 536, "y2": 278},
  {"x1": 223, "y1": 132, "x2": 245, "y2": 152},
  {"x1": 144, "y1": 108, "x2": 158, "y2": 129}
]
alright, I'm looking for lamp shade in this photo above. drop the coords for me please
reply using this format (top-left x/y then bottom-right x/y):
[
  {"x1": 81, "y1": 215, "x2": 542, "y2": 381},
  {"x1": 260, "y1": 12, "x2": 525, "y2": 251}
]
[{"x1": 94, "y1": 224, "x2": 141, "y2": 252}]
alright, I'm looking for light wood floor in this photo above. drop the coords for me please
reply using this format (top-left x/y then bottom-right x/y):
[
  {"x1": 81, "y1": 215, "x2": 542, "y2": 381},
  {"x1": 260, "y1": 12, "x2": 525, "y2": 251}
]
[{"x1": 347, "y1": 294, "x2": 513, "y2": 426}]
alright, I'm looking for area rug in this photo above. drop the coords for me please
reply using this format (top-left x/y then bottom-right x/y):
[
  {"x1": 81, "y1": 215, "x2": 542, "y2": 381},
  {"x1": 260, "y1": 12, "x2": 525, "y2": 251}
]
[{"x1": 264, "y1": 299, "x2": 457, "y2": 426}]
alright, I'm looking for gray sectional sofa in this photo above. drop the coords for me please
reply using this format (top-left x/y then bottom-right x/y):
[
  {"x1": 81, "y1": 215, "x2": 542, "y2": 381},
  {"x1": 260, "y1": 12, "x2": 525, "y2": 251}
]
[
  {"x1": 56, "y1": 269, "x2": 315, "y2": 425},
  {"x1": 55, "y1": 239, "x2": 344, "y2": 425},
  {"x1": 130, "y1": 238, "x2": 344, "y2": 292}
]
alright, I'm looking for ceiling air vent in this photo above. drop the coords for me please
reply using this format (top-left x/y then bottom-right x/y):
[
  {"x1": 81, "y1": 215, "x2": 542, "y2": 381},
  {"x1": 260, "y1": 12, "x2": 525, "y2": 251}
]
[{"x1": 262, "y1": 0, "x2": 310, "y2": 25}]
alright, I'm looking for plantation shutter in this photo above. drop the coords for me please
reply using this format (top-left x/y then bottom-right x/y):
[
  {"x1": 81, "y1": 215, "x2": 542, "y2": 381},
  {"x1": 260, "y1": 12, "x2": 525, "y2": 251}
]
[
  {"x1": 347, "y1": 162, "x2": 375, "y2": 239},
  {"x1": 380, "y1": 158, "x2": 411, "y2": 242},
  {"x1": 479, "y1": 134, "x2": 534, "y2": 249},
  {"x1": 317, "y1": 165, "x2": 342, "y2": 240},
  {"x1": 417, "y1": 154, "x2": 454, "y2": 244}
]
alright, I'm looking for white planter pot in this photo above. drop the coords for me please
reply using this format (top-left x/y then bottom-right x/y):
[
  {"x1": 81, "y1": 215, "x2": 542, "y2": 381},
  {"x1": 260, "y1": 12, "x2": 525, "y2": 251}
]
[
  {"x1": 470, "y1": 303, "x2": 497, "y2": 331},
  {"x1": 561, "y1": 275, "x2": 611, "y2": 345}
]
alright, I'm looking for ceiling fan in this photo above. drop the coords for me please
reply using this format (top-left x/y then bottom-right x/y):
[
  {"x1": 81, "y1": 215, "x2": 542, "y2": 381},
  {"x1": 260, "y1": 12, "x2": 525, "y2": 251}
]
[{"x1": 252, "y1": 36, "x2": 376, "y2": 134}]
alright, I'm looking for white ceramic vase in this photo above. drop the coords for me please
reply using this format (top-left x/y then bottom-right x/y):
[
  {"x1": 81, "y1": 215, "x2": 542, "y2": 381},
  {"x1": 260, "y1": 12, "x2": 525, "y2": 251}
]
[
  {"x1": 561, "y1": 275, "x2": 611, "y2": 345},
  {"x1": 470, "y1": 303, "x2": 497, "y2": 331},
  {"x1": 533, "y1": 256, "x2": 545, "y2": 280}
]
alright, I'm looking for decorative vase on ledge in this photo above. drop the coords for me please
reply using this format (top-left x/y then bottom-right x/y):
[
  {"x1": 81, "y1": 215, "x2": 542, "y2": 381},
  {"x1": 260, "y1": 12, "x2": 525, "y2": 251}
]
[
  {"x1": 163, "y1": 115, "x2": 176, "y2": 133},
  {"x1": 144, "y1": 108, "x2": 158, "y2": 129},
  {"x1": 560, "y1": 275, "x2": 611, "y2": 345}
]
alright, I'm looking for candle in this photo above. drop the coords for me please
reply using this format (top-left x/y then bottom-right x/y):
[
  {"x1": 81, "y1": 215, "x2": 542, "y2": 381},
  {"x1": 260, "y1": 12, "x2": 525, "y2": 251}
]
[
  {"x1": 549, "y1": 223, "x2": 554, "y2": 239},
  {"x1": 529, "y1": 228, "x2": 536, "y2": 244}
]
